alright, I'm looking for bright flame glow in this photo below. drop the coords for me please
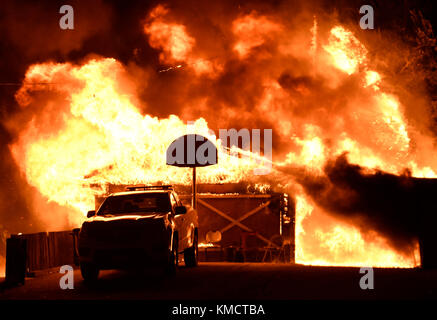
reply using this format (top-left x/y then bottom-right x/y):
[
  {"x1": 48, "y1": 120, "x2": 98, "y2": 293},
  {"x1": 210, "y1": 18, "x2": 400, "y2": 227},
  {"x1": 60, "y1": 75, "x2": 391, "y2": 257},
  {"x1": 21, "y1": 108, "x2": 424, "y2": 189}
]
[
  {"x1": 295, "y1": 195, "x2": 420, "y2": 267},
  {"x1": 9, "y1": 13, "x2": 435, "y2": 269},
  {"x1": 323, "y1": 26, "x2": 367, "y2": 75},
  {"x1": 11, "y1": 58, "x2": 264, "y2": 225}
]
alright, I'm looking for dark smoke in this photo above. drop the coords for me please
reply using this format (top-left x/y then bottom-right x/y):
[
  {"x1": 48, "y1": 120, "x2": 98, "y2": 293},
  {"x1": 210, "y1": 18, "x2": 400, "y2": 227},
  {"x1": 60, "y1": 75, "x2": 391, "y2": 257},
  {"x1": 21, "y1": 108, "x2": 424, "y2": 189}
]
[{"x1": 290, "y1": 153, "x2": 437, "y2": 253}]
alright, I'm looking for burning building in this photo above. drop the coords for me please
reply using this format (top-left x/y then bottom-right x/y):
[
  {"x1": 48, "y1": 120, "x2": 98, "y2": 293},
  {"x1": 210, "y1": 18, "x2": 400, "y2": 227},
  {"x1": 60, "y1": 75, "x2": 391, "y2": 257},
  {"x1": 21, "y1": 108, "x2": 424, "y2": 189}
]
[{"x1": 1, "y1": 0, "x2": 437, "y2": 275}]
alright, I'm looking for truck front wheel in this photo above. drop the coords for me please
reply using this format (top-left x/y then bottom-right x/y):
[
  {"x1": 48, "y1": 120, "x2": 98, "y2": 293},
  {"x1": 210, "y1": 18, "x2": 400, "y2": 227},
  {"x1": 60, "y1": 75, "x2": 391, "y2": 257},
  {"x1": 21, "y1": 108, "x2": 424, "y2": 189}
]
[
  {"x1": 184, "y1": 229, "x2": 198, "y2": 267},
  {"x1": 166, "y1": 234, "x2": 178, "y2": 274}
]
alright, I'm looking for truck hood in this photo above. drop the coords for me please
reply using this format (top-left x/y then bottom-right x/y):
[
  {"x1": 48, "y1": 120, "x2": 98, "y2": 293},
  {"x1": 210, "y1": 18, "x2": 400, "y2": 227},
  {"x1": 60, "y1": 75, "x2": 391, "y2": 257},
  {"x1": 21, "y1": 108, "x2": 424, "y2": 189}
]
[
  {"x1": 80, "y1": 212, "x2": 172, "y2": 240},
  {"x1": 89, "y1": 213, "x2": 170, "y2": 222}
]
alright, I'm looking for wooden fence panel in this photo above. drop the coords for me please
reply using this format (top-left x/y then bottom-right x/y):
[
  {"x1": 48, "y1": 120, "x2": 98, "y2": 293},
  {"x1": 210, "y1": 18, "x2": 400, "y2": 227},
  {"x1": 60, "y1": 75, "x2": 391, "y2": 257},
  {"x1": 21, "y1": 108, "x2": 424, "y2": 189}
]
[
  {"x1": 48, "y1": 231, "x2": 74, "y2": 268},
  {"x1": 13, "y1": 231, "x2": 74, "y2": 271},
  {"x1": 21, "y1": 232, "x2": 49, "y2": 271}
]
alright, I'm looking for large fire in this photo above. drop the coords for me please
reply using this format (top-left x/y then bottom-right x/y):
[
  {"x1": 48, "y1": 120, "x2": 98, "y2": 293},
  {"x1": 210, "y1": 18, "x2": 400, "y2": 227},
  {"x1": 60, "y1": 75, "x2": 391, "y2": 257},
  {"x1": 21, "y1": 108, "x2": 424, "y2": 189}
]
[{"x1": 7, "y1": 6, "x2": 437, "y2": 268}]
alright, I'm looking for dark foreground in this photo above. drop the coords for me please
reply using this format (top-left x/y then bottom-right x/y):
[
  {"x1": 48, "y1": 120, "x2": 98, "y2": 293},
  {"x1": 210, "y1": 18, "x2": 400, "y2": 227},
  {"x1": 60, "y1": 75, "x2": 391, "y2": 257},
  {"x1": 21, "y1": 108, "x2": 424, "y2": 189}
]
[{"x1": 0, "y1": 263, "x2": 436, "y2": 300}]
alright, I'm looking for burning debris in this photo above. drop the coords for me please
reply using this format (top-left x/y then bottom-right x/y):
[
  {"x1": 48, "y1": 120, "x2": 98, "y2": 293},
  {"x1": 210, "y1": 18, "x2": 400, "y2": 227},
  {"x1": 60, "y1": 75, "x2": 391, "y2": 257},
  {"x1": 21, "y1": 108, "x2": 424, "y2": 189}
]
[{"x1": 1, "y1": 1, "x2": 437, "y2": 268}]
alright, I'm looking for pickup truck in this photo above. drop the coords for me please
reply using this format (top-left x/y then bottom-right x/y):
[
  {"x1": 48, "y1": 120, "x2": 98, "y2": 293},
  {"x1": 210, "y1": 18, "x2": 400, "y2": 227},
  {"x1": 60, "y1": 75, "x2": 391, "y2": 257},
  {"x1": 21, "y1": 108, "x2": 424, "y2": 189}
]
[{"x1": 77, "y1": 185, "x2": 198, "y2": 282}]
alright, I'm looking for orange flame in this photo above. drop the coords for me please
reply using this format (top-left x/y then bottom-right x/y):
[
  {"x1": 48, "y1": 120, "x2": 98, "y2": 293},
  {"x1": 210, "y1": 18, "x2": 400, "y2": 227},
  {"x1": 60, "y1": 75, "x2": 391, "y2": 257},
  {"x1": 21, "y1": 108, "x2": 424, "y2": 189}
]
[
  {"x1": 0, "y1": 255, "x2": 4, "y2": 277},
  {"x1": 144, "y1": 5, "x2": 221, "y2": 77},
  {"x1": 9, "y1": 9, "x2": 436, "y2": 269},
  {"x1": 11, "y1": 58, "x2": 267, "y2": 226},
  {"x1": 232, "y1": 12, "x2": 282, "y2": 58}
]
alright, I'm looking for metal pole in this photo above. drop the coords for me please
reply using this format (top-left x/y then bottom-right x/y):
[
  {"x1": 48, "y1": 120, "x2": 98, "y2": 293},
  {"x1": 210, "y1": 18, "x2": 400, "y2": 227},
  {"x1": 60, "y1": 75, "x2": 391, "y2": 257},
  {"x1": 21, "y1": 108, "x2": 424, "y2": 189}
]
[{"x1": 192, "y1": 166, "x2": 197, "y2": 209}]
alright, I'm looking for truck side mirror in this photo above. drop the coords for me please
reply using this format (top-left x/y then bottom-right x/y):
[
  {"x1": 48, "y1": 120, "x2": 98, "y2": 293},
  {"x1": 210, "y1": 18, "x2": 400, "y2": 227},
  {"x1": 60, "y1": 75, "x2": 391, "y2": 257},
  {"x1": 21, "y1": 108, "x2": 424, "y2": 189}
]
[
  {"x1": 175, "y1": 206, "x2": 187, "y2": 215},
  {"x1": 87, "y1": 210, "x2": 96, "y2": 218}
]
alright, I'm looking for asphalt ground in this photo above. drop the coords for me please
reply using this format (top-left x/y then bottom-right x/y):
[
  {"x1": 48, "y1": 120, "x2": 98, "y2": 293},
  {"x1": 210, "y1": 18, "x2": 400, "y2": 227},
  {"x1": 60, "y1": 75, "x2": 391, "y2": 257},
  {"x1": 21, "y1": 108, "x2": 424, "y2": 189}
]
[{"x1": 1, "y1": 262, "x2": 436, "y2": 300}]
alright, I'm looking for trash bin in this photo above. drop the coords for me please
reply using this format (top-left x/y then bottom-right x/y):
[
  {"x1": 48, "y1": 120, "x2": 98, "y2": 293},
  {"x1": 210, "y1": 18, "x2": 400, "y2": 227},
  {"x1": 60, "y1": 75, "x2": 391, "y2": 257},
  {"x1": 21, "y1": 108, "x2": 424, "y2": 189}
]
[
  {"x1": 235, "y1": 248, "x2": 245, "y2": 262},
  {"x1": 5, "y1": 236, "x2": 27, "y2": 286},
  {"x1": 224, "y1": 246, "x2": 236, "y2": 262}
]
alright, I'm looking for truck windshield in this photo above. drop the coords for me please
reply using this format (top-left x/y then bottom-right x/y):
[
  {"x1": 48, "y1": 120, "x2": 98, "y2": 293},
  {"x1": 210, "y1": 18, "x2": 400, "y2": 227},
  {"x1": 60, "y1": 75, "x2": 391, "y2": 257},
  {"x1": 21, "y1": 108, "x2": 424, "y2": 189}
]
[{"x1": 97, "y1": 193, "x2": 171, "y2": 215}]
